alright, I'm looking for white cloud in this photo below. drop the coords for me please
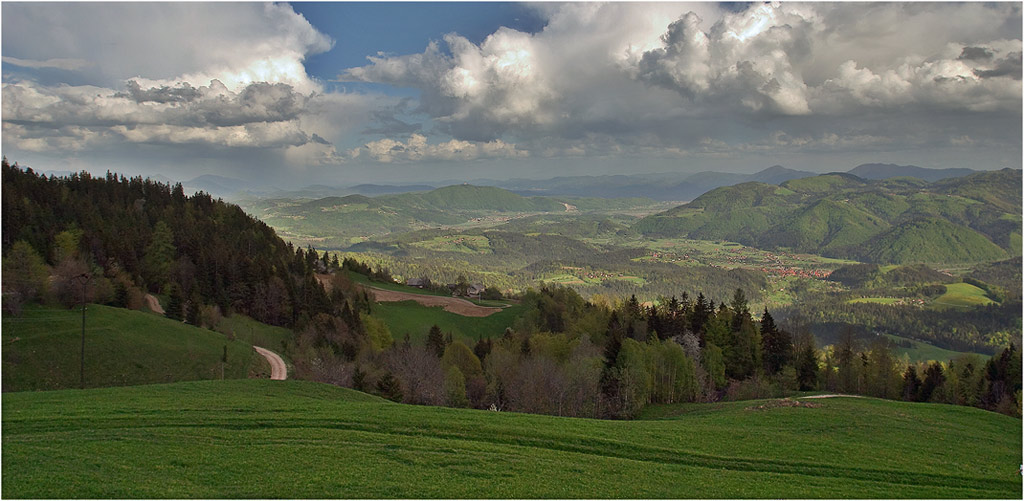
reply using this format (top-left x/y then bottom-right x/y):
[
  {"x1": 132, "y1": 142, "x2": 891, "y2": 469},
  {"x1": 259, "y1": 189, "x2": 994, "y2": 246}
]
[
  {"x1": 0, "y1": 3, "x2": 385, "y2": 165},
  {"x1": 2, "y1": 2, "x2": 330, "y2": 93},
  {"x1": 351, "y1": 134, "x2": 527, "y2": 163},
  {"x1": 344, "y1": 2, "x2": 1020, "y2": 160}
]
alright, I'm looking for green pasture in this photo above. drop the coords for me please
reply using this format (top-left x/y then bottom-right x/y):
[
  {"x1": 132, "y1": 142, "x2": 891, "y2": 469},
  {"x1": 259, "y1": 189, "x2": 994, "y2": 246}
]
[
  {"x1": 848, "y1": 297, "x2": 905, "y2": 305},
  {"x1": 3, "y1": 379, "x2": 1019, "y2": 498},
  {"x1": 347, "y1": 270, "x2": 450, "y2": 297},
  {"x1": 373, "y1": 300, "x2": 525, "y2": 344},
  {"x1": 881, "y1": 334, "x2": 988, "y2": 364},
  {"x1": 1, "y1": 304, "x2": 265, "y2": 392},
  {"x1": 932, "y1": 282, "x2": 996, "y2": 309}
]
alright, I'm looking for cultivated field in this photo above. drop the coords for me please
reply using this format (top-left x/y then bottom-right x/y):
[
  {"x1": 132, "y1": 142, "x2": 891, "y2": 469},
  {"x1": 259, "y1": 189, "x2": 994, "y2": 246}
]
[{"x1": 2, "y1": 379, "x2": 1019, "y2": 498}]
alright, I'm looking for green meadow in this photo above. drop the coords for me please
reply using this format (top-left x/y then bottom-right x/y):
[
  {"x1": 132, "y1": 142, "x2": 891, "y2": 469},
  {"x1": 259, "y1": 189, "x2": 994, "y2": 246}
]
[
  {"x1": 932, "y1": 282, "x2": 996, "y2": 308},
  {"x1": 2, "y1": 379, "x2": 1019, "y2": 499},
  {"x1": 882, "y1": 334, "x2": 988, "y2": 364},
  {"x1": 2, "y1": 304, "x2": 266, "y2": 392}
]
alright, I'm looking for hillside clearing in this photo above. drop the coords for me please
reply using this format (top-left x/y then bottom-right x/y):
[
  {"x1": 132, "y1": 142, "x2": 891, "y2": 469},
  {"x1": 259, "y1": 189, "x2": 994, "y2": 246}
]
[{"x1": 365, "y1": 286, "x2": 504, "y2": 317}]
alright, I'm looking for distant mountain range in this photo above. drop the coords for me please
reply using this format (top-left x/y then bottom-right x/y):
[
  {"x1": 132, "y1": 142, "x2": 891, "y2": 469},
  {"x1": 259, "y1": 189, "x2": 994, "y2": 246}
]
[
  {"x1": 156, "y1": 162, "x2": 992, "y2": 202},
  {"x1": 633, "y1": 169, "x2": 1022, "y2": 265},
  {"x1": 490, "y1": 164, "x2": 990, "y2": 201},
  {"x1": 490, "y1": 165, "x2": 813, "y2": 201}
]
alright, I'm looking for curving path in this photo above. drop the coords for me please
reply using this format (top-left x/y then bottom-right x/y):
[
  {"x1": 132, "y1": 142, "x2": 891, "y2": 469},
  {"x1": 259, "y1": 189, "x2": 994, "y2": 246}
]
[
  {"x1": 144, "y1": 294, "x2": 165, "y2": 314},
  {"x1": 253, "y1": 346, "x2": 287, "y2": 380}
]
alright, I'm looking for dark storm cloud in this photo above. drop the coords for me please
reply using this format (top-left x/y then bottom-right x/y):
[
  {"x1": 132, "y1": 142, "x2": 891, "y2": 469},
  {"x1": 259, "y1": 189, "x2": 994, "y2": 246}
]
[
  {"x1": 974, "y1": 52, "x2": 1022, "y2": 80},
  {"x1": 958, "y1": 46, "x2": 994, "y2": 61},
  {"x1": 117, "y1": 80, "x2": 202, "y2": 104}
]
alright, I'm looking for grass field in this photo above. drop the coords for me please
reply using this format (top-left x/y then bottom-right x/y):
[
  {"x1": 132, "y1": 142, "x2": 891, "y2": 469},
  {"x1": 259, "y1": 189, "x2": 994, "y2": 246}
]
[
  {"x1": 2, "y1": 304, "x2": 266, "y2": 392},
  {"x1": 347, "y1": 270, "x2": 450, "y2": 297},
  {"x1": 348, "y1": 270, "x2": 514, "y2": 307},
  {"x1": 882, "y1": 334, "x2": 988, "y2": 364},
  {"x1": 215, "y1": 314, "x2": 293, "y2": 358},
  {"x1": 848, "y1": 297, "x2": 910, "y2": 305},
  {"x1": 3, "y1": 379, "x2": 1020, "y2": 498},
  {"x1": 373, "y1": 300, "x2": 525, "y2": 344},
  {"x1": 932, "y1": 282, "x2": 996, "y2": 308}
]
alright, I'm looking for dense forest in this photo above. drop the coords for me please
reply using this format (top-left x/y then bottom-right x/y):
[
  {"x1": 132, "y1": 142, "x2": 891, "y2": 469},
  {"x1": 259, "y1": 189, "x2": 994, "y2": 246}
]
[{"x1": 1, "y1": 158, "x2": 369, "y2": 345}]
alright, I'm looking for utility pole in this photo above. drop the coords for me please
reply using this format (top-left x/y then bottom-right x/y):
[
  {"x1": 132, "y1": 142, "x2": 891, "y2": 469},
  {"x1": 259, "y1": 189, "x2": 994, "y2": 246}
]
[{"x1": 75, "y1": 273, "x2": 90, "y2": 389}]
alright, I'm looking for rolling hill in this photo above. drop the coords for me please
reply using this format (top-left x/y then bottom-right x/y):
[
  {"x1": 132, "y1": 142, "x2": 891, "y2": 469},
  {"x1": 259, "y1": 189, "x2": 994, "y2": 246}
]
[
  {"x1": 3, "y1": 379, "x2": 1019, "y2": 498},
  {"x1": 634, "y1": 169, "x2": 1022, "y2": 265},
  {"x1": 1, "y1": 304, "x2": 270, "y2": 392}
]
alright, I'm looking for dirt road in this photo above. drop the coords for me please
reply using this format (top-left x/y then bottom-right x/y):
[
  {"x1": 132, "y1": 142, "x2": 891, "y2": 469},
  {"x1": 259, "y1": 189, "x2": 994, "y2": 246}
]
[
  {"x1": 144, "y1": 294, "x2": 165, "y2": 314},
  {"x1": 253, "y1": 346, "x2": 287, "y2": 380},
  {"x1": 364, "y1": 286, "x2": 504, "y2": 317}
]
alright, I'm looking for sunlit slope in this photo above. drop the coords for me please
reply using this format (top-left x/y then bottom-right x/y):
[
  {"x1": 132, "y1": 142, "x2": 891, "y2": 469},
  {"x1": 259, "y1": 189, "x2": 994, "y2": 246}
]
[
  {"x1": 634, "y1": 170, "x2": 1021, "y2": 264},
  {"x1": 3, "y1": 379, "x2": 1019, "y2": 498}
]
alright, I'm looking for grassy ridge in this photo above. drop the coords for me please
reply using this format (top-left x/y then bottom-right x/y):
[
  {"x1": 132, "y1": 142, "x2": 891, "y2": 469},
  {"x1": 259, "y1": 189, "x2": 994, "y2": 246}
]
[
  {"x1": 3, "y1": 379, "x2": 1020, "y2": 498},
  {"x1": 2, "y1": 304, "x2": 265, "y2": 392}
]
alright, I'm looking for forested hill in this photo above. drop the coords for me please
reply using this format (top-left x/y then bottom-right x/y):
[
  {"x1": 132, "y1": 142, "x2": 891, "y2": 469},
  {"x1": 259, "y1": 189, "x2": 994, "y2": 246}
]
[
  {"x1": 633, "y1": 169, "x2": 1022, "y2": 265},
  {"x1": 1, "y1": 159, "x2": 349, "y2": 328}
]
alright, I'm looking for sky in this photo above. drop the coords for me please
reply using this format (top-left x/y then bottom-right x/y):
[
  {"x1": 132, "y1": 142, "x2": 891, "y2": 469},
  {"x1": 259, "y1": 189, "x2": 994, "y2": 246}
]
[{"x1": 2, "y1": 1, "x2": 1021, "y2": 188}]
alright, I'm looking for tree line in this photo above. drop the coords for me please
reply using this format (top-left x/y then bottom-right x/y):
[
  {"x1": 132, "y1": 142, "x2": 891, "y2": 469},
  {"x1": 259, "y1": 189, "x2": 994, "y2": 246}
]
[{"x1": 298, "y1": 265, "x2": 1022, "y2": 419}]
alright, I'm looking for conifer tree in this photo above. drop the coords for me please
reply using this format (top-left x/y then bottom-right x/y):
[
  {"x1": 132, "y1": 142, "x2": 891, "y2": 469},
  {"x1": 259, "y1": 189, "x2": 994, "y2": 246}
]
[
  {"x1": 796, "y1": 343, "x2": 819, "y2": 391},
  {"x1": 376, "y1": 371, "x2": 403, "y2": 402},
  {"x1": 427, "y1": 324, "x2": 445, "y2": 358},
  {"x1": 165, "y1": 283, "x2": 184, "y2": 321},
  {"x1": 902, "y1": 365, "x2": 922, "y2": 401}
]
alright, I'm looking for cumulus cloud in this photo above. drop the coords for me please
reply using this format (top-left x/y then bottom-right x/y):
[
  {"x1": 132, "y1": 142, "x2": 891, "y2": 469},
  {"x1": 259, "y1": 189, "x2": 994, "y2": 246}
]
[
  {"x1": 1, "y1": 76, "x2": 377, "y2": 154},
  {"x1": 350, "y1": 134, "x2": 527, "y2": 163},
  {"x1": 2, "y1": 2, "x2": 330, "y2": 93},
  {"x1": 639, "y1": 3, "x2": 1021, "y2": 115},
  {"x1": 0, "y1": 2, "x2": 387, "y2": 168},
  {"x1": 343, "y1": 2, "x2": 1020, "y2": 160}
]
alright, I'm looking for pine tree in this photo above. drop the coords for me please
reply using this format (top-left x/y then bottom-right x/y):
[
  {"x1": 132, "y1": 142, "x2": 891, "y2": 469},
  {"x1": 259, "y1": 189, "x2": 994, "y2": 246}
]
[
  {"x1": 902, "y1": 365, "x2": 922, "y2": 401},
  {"x1": 352, "y1": 365, "x2": 366, "y2": 392},
  {"x1": 796, "y1": 344, "x2": 819, "y2": 391},
  {"x1": 427, "y1": 324, "x2": 445, "y2": 358},
  {"x1": 919, "y1": 361, "x2": 945, "y2": 402},
  {"x1": 760, "y1": 308, "x2": 792, "y2": 376},
  {"x1": 376, "y1": 371, "x2": 403, "y2": 402},
  {"x1": 165, "y1": 283, "x2": 184, "y2": 321}
]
